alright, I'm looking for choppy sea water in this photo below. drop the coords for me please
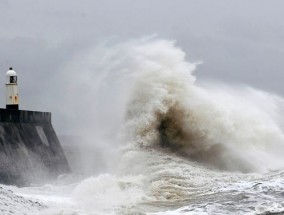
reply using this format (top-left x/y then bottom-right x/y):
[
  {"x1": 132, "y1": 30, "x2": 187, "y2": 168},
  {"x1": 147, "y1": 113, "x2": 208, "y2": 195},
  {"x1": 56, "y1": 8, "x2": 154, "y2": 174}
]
[{"x1": 3, "y1": 150, "x2": 284, "y2": 215}]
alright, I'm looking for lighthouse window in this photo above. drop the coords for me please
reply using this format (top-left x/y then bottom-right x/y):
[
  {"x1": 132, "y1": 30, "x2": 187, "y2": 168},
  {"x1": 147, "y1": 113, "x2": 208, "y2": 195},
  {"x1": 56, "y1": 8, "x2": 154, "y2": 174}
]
[{"x1": 10, "y1": 76, "x2": 17, "y2": 83}]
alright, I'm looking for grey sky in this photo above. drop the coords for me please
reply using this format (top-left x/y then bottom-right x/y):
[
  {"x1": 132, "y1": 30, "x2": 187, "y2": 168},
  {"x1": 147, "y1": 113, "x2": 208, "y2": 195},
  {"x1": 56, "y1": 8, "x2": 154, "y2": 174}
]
[{"x1": 0, "y1": 0, "x2": 284, "y2": 134}]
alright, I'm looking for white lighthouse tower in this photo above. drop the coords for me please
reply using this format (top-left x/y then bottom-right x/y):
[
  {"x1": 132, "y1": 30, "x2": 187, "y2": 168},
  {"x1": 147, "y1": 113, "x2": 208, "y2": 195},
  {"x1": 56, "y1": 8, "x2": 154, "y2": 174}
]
[{"x1": 6, "y1": 68, "x2": 19, "y2": 110}]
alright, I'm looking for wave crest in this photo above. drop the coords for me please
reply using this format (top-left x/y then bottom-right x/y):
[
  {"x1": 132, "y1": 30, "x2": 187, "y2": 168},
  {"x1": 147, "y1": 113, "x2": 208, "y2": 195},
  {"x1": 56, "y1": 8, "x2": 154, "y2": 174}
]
[{"x1": 123, "y1": 39, "x2": 284, "y2": 172}]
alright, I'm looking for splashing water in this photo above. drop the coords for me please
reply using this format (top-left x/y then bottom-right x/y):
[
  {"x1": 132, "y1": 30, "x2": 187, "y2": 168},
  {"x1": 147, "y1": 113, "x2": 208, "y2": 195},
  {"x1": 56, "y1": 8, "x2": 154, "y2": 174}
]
[
  {"x1": 122, "y1": 39, "x2": 284, "y2": 173},
  {"x1": 4, "y1": 38, "x2": 284, "y2": 215}
]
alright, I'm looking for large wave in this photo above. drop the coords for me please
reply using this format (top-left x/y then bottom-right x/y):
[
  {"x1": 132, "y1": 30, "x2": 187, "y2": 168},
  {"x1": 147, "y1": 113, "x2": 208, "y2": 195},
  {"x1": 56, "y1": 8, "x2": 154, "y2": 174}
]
[
  {"x1": 58, "y1": 38, "x2": 284, "y2": 173},
  {"x1": 121, "y1": 39, "x2": 284, "y2": 173},
  {"x1": 55, "y1": 37, "x2": 284, "y2": 187},
  {"x1": 53, "y1": 38, "x2": 284, "y2": 214}
]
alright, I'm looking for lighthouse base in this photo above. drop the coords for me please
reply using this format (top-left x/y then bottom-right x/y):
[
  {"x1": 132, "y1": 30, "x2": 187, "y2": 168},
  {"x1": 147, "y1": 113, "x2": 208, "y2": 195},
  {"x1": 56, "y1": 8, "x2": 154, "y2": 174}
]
[{"x1": 6, "y1": 104, "x2": 19, "y2": 110}]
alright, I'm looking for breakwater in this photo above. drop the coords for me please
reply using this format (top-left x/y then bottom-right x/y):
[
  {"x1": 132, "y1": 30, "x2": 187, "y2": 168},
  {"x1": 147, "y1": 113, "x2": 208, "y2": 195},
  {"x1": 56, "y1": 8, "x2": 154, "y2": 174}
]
[{"x1": 0, "y1": 108, "x2": 70, "y2": 186}]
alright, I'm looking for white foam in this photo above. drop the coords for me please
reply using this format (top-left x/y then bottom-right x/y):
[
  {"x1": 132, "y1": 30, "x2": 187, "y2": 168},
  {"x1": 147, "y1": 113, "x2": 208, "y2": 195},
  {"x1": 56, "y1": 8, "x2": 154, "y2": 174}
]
[{"x1": 72, "y1": 174, "x2": 147, "y2": 214}]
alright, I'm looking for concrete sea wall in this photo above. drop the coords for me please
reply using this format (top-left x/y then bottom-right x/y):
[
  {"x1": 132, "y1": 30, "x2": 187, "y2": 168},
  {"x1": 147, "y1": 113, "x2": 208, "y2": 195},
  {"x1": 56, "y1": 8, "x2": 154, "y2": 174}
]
[{"x1": 0, "y1": 108, "x2": 70, "y2": 186}]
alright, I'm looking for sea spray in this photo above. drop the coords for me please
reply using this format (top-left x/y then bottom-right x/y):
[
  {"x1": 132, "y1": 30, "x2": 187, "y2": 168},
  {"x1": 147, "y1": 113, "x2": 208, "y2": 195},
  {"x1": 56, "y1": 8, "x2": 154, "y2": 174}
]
[
  {"x1": 46, "y1": 38, "x2": 284, "y2": 214},
  {"x1": 120, "y1": 39, "x2": 284, "y2": 173}
]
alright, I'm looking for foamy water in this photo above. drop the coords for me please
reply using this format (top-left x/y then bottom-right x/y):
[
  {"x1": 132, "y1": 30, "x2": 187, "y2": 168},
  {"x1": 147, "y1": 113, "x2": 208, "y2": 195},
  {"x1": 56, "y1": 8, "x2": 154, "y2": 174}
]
[{"x1": 3, "y1": 39, "x2": 284, "y2": 215}]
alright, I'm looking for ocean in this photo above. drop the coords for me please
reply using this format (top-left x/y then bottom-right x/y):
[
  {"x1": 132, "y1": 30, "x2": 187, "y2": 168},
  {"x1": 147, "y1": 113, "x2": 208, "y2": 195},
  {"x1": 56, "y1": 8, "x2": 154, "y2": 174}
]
[{"x1": 2, "y1": 39, "x2": 284, "y2": 215}]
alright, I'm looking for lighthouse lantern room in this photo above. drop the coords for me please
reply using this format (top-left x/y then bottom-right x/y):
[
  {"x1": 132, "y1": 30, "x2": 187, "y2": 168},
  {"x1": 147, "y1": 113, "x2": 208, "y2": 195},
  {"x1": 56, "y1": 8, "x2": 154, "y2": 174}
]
[{"x1": 6, "y1": 68, "x2": 19, "y2": 110}]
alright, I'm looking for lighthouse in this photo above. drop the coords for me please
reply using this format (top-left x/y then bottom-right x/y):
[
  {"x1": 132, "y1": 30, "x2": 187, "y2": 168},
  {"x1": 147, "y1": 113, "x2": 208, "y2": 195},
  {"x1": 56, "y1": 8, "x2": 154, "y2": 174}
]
[
  {"x1": 0, "y1": 67, "x2": 70, "y2": 186},
  {"x1": 6, "y1": 68, "x2": 19, "y2": 110}
]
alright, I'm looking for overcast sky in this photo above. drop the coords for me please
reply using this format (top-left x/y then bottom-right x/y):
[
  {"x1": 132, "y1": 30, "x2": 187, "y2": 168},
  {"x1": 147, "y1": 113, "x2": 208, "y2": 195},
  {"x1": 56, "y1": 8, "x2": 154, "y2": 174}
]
[{"x1": 0, "y1": 0, "x2": 284, "y2": 134}]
